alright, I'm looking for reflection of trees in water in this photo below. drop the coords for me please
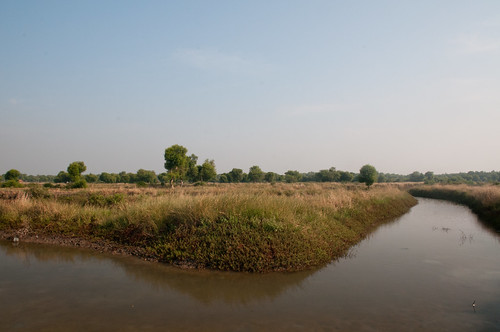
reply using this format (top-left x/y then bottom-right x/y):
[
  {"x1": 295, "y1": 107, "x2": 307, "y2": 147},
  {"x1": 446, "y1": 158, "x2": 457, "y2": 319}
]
[
  {"x1": 0, "y1": 240, "x2": 317, "y2": 305},
  {"x1": 120, "y1": 261, "x2": 316, "y2": 305}
]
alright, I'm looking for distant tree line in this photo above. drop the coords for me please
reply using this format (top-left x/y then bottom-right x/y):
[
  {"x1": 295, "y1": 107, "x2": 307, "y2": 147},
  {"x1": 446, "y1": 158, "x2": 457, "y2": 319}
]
[
  {"x1": 5, "y1": 168, "x2": 500, "y2": 187},
  {"x1": 3, "y1": 144, "x2": 500, "y2": 187}
]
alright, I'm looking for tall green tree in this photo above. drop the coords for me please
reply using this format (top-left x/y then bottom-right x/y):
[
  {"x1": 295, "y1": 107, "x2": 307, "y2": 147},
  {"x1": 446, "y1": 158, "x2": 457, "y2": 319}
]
[
  {"x1": 118, "y1": 171, "x2": 130, "y2": 183},
  {"x1": 200, "y1": 159, "x2": 217, "y2": 181},
  {"x1": 409, "y1": 171, "x2": 424, "y2": 182},
  {"x1": 339, "y1": 171, "x2": 354, "y2": 182},
  {"x1": 66, "y1": 161, "x2": 87, "y2": 188},
  {"x1": 84, "y1": 174, "x2": 98, "y2": 183},
  {"x1": 2, "y1": 169, "x2": 23, "y2": 187},
  {"x1": 285, "y1": 170, "x2": 302, "y2": 183},
  {"x1": 316, "y1": 167, "x2": 340, "y2": 182},
  {"x1": 136, "y1": 169, "x2": 159, "y2": 184},
  {"x1": 264, "y1": 172, "x2": 278, "y2": 183},
  {"x1": 248, "y1": 165, "x2": 264, "y2": 182},
  {"x1": 358, "y1": 164, "x2": 378, "y2": 188},
  {"x1": 186, "y1": 154, "x2": 199, "y2": 182},
  {"x1": 99, "y1": 172, "x2": 118, "y2": 183},
  {"x1": 228, "y1": 168, "x2": 243, "y2": 183},
  {"x1": 67, "y1": 161, "x2": 86, "y2": 182},
  {"x1": 424, "y1": 171, "x2": 435, "y2": 184},
  {"x1": 4, "y1": 169, "x2": 21, "y2": 181},
  {"x1": 164, "y1": 144, "x2": 189, "y2": 181},
  {"x1": 218, "y1": 174, "x2": 229, "y2": 183}
]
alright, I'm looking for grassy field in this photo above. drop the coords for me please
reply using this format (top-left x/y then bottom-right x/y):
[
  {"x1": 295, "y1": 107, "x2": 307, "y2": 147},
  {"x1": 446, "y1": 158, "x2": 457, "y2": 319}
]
[
  {"x1": 0, "y1": 183, "x2": 416, "y2": 272},
  {"x1": 409, "y1": 184, "x2": 500, "y2": 229}
]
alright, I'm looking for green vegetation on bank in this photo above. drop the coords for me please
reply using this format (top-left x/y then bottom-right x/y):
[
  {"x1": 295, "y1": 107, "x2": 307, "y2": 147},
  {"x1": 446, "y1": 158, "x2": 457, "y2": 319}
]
[
  {"x1": 0, "y1": 183, "x2": 416, "y2": 272},
  {"x1": 409, "y1": 185, "x2": 500, "y2": 229}
]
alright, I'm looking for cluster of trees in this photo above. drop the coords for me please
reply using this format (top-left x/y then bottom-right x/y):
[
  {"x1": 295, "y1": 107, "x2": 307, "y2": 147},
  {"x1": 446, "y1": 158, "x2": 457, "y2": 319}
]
[
  {"x1": 217, "y1": 166, "x2": 356, "y2": 184},
  {"x1": 163, "y1": 145, "x2": 217, "y2": 184},
  {"x1": 289, "y1": 168, "x2": 355, "y2": 183},
  {"x1": 377, "y1": 171, "x2": 434, "y2": 183},
  {"x1": 53, "y1": 168, "x2": 161, "y2": 185},
  {"x1": 72, "y1": 169, "x2": 160, "y2": 185},
  {"x1": 50, "y1": 145, "x2": 217, "y2": 187}
]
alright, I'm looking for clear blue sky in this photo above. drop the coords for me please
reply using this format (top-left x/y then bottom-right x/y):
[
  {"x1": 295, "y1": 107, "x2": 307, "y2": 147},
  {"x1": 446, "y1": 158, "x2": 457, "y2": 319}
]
[{"x1": 1, "y1": 1, "x2": 499, "y2": 175}]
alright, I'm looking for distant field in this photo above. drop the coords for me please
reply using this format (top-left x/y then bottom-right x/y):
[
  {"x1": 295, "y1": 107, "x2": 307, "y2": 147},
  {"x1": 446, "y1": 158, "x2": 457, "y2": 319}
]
[{"x1": 0, "y1": 182, "x2": 417, "y2": 272}]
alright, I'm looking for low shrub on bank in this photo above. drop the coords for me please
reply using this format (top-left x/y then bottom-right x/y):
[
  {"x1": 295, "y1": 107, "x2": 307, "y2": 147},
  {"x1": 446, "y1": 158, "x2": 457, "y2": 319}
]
[{"x1": 0, "y1": 183, "x2": 416, "y2": 272}]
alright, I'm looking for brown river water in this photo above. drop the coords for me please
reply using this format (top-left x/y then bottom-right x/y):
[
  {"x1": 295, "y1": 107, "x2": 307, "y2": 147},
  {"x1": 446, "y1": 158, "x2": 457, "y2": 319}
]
[{"x1": 1, "y1": 198, "x2": 499, "y2": 331}]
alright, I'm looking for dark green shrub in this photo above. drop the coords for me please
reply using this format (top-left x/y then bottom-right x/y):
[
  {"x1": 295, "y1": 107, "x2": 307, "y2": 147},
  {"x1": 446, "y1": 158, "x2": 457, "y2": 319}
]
[
  {"x1": 1, "y1": 180, "x2": 23, "y2": 188},
  {"x1": 70, "y1": 179, "x2": 88, "y2": 189}
]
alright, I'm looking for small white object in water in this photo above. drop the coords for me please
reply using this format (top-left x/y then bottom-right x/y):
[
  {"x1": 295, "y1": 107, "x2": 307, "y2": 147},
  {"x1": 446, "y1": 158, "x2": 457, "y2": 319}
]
[
  {"x1": 472, "y1": 300, "x2": 476, "y2": 307},
  {"x1": 13, "y1": 236, "x2": 19, "y2": 243}
]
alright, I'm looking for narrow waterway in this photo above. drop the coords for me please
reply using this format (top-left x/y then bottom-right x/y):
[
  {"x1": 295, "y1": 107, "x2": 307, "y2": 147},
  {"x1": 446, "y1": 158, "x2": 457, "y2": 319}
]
[{"x1": 1, "y1": 198, "x2": 499, "y2": 331}]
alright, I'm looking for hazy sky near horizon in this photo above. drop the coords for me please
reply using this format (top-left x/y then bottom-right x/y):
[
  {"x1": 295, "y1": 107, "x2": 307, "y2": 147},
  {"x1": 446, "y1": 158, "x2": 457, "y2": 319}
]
[{"x1": 1, "y1": 1, "x2": 500, "y2": 176}]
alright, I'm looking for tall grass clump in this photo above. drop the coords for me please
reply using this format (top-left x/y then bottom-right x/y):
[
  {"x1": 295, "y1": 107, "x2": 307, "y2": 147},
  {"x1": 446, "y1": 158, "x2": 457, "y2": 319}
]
[
  {"x1": 1, "y1": 183, "x2": 416, "y2": 272},
  {"x1": 409, "y1": 184, "x2": 500, "y2": 229}
]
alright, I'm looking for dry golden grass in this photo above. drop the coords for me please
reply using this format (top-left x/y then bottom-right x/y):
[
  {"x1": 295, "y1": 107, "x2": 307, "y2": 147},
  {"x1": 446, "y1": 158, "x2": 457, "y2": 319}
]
[{"x1": 411, "y1": 184, "x2": 500, "y2": 206}]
